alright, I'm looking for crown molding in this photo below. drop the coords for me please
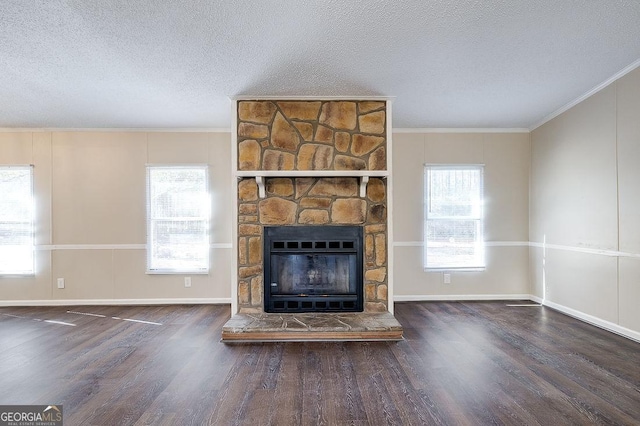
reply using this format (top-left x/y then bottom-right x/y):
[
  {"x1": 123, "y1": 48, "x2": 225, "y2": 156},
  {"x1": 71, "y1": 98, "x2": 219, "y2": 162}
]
[
  {"x1": 529, "y1": 57, "x2": 640, "y2": 131},
  {"x1": 0, "y1": 128, "x2": 231, "y2": 133},
  {"x1": 393, "y1": 127, "x2": 530, "y2": 134}
]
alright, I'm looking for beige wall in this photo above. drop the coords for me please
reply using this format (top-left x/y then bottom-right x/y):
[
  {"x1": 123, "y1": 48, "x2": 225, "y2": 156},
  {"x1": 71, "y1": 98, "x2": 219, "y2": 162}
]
[
  {"x1": 0, "y1": 131, "x2": 232, "y2": 303},
  {"x1": 392, "y1": 132, "x2": 531, "y2": 298},
  {"x1": 2, "y1": 129, "x2": 530, "y2": 304},
  {"x1": 3, "y1": 64, "x2": 637, "y2": 334},
  {"x1": 530, "y1": 66, "x2": 640, "y2": 335}
]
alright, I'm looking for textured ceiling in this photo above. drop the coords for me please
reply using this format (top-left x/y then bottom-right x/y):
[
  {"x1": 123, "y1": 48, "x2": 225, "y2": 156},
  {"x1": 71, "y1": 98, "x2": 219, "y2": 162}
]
[{"x1": 2, "y1": 1, "x2": 640, "y2": 129}]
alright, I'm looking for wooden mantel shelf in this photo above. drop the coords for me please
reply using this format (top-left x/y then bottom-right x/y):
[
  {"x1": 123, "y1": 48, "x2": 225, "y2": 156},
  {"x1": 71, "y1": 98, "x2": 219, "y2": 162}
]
[{"x1": 235, "y1": 170, "x2": 389, "y2": 198}]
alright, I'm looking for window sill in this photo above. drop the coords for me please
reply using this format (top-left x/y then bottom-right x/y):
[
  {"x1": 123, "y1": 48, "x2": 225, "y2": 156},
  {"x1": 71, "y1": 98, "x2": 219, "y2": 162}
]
[{"x1": 145, "y1": 270, "x2": 209, "y2": 275}]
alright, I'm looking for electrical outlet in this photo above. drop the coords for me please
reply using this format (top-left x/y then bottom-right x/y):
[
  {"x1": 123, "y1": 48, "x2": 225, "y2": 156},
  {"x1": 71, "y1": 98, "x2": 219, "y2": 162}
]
[
  {"x1": 184, "y1": 277, "x2": 191, "y2": 288},
  {"x1": 57, "y1": 278, "x2": 65, "y2": 289},
  {"x1": 443, "y1": 273, "x2": 451, "y2": 284}
]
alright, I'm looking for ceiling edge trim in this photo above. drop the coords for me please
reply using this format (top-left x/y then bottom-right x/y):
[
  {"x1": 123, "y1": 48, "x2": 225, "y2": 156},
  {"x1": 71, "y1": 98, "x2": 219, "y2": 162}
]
[
  {"x1": 529, "y1": 57, "x2": 640, "y2": 131},
  {"x1": 0, "y1": 128, "x2": 232, "y2": 133},
  {"x1": 394, "y1": 128, "x2": 530, "y2": 134}
]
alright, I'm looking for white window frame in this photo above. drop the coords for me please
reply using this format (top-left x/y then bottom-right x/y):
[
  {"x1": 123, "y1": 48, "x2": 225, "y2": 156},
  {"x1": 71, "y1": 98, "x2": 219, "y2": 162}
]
[
  {"x1": 0, "y1": 165, "x2": 35, "y2": 275},
  {"x1": 424, "y1": 164, "x2": 485, "y2": 271},
  {"x1": 146, "y1": 165, "x2": 210, "y2": 274}
]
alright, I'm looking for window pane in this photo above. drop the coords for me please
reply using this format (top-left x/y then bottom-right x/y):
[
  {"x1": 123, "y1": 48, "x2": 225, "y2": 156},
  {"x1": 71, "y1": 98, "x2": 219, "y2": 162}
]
[
  {"x1": 0, "y1": 246, "x2": 33, "y2": 273},
  {"x1": 0, "y1": 221, "x2": 31, "y2": 245},
  {"x1": 149, "y1": 168, "x2": 208, "y2": 219},
  {"x1": 425, "y1": 219, "x2": 484, "y2": 268},
  {"x1": 150, "y1": 220, "x2": 209, "y2": 270},
  {"x1": 147, "y1": 166, "x2": 209, "y2": 272},
  {"x1": 427, "y1": 168, "x2": 482, "y2": 218},
  {"x1": 0, "y1": 167, "x2": 34, "y2": 274},
  {"x1": 425, "y1": 165, "x2": 484, "y2": 269}
]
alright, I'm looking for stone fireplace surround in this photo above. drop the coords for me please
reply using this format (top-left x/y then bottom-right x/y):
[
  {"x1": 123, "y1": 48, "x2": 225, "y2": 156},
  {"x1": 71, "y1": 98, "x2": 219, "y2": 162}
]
[{"x1": 222, "y1": 97, "x2": 403, "y2": 342}]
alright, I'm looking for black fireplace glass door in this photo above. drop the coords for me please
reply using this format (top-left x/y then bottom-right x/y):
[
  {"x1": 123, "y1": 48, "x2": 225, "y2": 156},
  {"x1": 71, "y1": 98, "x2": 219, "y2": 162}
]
[
  {"x1": 270, "y1": 253, "x2": 356, "y2": 295},
  {"x1": 263, "y1": 225, "x2": 363, "y2": 312}
]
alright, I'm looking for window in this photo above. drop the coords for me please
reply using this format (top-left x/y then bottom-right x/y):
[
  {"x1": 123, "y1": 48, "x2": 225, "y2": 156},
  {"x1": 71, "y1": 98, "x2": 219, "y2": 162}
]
[
  {"x1": 424, "y1": 165, "x2": 484, "y2": 270},
  {"x1": 0, "y1": 166, "x2": 34, "y2": 275},
  {"x1": 146, "y1": 166, "x2": 210, "y2": 273}
]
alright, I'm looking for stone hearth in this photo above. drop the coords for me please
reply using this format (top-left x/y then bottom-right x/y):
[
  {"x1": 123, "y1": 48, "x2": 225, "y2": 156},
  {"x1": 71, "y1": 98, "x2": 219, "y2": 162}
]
[{"x1": 222, "y1": 312, "x2": 402, "y2": 342}]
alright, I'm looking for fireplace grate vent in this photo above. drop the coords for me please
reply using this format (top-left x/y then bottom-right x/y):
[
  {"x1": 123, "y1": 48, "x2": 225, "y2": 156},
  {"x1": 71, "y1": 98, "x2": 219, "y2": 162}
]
[
  {"x1": 272, "y1": 240, "x2": 355, "y2": 251},
  {"x1": 271, "y1": 298, "x2": 357, "y2": 312}
]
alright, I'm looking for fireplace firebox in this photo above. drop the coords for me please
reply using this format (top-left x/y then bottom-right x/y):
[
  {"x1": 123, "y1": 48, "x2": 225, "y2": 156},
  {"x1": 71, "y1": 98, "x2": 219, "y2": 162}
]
[{"x1": 264, "y1": 226, "x2": 363, "y2": 313}]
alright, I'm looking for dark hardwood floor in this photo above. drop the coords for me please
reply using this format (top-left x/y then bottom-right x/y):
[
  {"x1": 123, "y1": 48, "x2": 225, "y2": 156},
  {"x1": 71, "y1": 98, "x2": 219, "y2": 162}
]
[{"x1": 1, "y1": 302, "x2": 639, "y2": 425}]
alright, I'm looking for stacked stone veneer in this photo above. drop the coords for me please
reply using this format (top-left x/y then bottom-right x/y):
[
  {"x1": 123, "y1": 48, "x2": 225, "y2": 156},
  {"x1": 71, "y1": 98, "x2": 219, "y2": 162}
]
[{"x1": 236, "y1": 100, "x2": 388, "y2": 314}]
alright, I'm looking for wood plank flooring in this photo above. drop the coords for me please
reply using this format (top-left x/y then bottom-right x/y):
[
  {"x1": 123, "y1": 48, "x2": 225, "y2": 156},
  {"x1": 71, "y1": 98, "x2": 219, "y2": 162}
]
[{"x1": 1, "y1": 302, "x2": 639, "y2": 425}]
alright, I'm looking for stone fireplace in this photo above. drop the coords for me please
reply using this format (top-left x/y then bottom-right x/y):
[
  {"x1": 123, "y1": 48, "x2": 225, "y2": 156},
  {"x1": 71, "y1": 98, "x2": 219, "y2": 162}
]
[{"x1": 222, "y1": 97, "x2": 402, "y2": 341}]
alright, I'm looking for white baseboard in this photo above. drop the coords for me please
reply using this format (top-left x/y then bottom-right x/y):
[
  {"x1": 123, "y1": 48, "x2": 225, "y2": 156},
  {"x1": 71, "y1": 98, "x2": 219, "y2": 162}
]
[
  {"x1": 0, "y1": 298, "x2": 232, "y2": 307},
  {"x1": 393, "y1": 294, "x2": 532, "y2": 302},
  {"x1": 529, "y1": 295, "x2": 544, "y2": 304},
  {"x1": 537, "y1": 299, "x2": 640, "y2": 343}
]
